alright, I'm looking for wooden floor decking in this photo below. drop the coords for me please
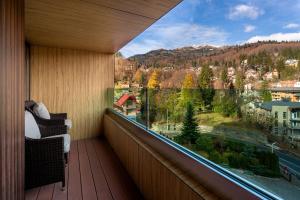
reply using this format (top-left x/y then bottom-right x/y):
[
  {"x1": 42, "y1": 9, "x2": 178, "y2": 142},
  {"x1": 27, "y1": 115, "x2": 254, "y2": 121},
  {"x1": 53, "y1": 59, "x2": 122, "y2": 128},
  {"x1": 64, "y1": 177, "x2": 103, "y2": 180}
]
[{"x1": 25, "y1": 138, "x2": 143, "y2": 200}]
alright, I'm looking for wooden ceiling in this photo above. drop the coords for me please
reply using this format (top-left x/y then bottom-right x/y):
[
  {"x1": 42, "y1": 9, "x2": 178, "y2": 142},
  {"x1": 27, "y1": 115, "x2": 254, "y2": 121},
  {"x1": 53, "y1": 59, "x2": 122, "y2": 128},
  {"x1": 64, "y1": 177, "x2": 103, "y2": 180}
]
[{"x1": 25, "y1": 0, "x2": 182, "y2": 53}]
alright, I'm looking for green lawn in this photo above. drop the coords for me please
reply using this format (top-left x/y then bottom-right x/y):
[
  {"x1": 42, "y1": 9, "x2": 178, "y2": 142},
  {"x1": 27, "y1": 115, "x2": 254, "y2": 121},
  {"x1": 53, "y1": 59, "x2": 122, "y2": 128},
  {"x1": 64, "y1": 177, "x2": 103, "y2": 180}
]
[
  {"x1": 197, "y1": 112, "x2": 265, "y2": 133},
  {"x1": 196, "y1": 112, "x2": 238, "y2": 126}
]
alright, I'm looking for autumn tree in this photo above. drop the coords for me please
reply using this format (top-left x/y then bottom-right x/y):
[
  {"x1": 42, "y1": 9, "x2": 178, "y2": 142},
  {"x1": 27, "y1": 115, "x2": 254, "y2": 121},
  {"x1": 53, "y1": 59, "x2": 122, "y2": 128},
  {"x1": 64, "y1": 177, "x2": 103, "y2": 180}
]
[
  {"x1": 147, "y1": 70, "x2": 160, "y2": 89},
  {"x1": 179, "y1": 73, "x2": 202, "y2": 112},
  {"x1": 134, "y1": 69, "x2": 145, "y2": 85},
  {"x1": 174, "y1": 102, "x2": 199, "y2": 145}
]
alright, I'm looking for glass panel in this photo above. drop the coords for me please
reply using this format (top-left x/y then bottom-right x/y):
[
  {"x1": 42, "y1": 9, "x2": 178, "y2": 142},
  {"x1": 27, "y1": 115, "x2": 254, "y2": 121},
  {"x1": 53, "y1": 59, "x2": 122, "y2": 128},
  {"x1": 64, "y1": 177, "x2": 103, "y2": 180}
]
[{"x1": 111, "y1": 87, "x2": 300, "y2": 199}]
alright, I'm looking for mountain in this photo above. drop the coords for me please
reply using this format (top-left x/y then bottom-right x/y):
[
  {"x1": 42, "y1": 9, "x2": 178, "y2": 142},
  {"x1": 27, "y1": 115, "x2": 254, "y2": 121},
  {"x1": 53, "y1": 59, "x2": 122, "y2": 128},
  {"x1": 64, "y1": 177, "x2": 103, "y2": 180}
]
[{"x1": 128, "y1": 41, "x2": 300, "y2": 69}]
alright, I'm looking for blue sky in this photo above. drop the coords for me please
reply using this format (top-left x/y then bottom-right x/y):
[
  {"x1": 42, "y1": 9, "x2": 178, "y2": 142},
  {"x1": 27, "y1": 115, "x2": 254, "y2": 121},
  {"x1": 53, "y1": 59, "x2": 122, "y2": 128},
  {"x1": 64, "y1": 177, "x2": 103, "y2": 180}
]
[{"x1": 120, "y1": 0, "x2": 300, "y2": 57}]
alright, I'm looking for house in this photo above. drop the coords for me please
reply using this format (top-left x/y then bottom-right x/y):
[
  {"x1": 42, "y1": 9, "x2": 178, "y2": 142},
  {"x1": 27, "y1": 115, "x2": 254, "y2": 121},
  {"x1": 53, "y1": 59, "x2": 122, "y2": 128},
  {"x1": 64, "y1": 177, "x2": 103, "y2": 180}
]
[
  {"x1": 227, "y1": 67, "x2": 235, "y2": 79},
  {"x1": 244, "y1": 83, "x2": 254, "y2": 91},
  {"x1": 258, "y1": 101, "x2": 300, "y2": 141},
  {"x1": 114, "y1": 94, "x2": 137, "y2": 116},
  {"x1": 263, "y1": 69, "x2": 279, "y2": 81},
  {"x1": 285, "y1": 59, "x2": 299, "y2": 67},
  {"x1": 271, "y1": 80, "x2": 298, "y2": 88},
  {"x1": 245, "y1": 69, "x2": 258, "y2": 80},
  {"x1": 270, "y1": 87, "x2": 300, "y2": 102}
]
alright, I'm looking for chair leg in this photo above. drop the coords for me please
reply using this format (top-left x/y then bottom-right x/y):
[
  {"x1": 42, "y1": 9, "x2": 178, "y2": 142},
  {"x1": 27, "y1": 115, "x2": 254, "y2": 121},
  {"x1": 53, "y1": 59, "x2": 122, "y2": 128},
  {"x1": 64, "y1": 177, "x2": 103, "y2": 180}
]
[
  {"x1": 61, "y1": 178, "x2": 65, "y2": 191},
  {"x1": 64, "y1": 153, "x2": 69, "y2": 164}
]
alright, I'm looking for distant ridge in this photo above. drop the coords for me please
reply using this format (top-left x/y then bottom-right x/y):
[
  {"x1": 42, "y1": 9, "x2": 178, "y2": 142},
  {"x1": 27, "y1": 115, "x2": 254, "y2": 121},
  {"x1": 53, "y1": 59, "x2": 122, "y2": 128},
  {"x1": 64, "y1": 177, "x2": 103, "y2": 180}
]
[{"x1": 128, "y1": 41, "x2": 300, "y2": 69}]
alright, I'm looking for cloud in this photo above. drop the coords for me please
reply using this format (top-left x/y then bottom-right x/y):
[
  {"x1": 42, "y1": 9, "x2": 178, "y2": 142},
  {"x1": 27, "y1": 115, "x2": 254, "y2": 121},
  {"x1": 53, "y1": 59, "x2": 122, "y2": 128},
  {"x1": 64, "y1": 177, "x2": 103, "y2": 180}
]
[
  {"x1": 244, "y1": 25, "x2": 256, "y2": 32},
  {"x1": 246, "y1": 32, "x2": 300, "y2": 43},
  {"x1": 120, "y1": 23, "x2": 228, "y2": 57},
  {"x1": 284, "y1": 23, "x2": 300, "y2": 29},
  {"x1": 228, "y1": 4, "x2": 264, "y2": 20}
]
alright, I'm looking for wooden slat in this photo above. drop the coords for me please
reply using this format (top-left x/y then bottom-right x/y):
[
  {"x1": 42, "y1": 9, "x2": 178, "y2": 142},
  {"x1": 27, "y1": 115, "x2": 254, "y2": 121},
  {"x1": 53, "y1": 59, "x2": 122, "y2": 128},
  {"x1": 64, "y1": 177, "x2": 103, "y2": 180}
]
[
  {"x1": 37, "y1": 184, "x2": 55, "y2": 200},
  {"x1": 25, "y1": 187, "x2": 40, "y2": 200},
  {"x1": 77, "y1": 140, "x2": 97, "y2": 200},
  {"x1": 103, "y1": 114, "x2": 217, "y2": 200},
  {"x1": 67, "y1": 141, "x2": 82, "y2": 200},
  {"x1": 30, "y1": 46, "x2": 115, "y2": 140},
  {"x1": 25, "y1": 138, "x2": 143, "y2": 200},
  {"x1": 92, "y1": 139, "x2": 143, "y2": 200},
  {"x1": 25, "y1": 0, "x2": 182, "y2": 52},
  {"x1": 85, "y1": 140, "x2": 113, "y2": 200},
  {"x1": 0, "y1": 0, "x2": 25, "y2": 199}
]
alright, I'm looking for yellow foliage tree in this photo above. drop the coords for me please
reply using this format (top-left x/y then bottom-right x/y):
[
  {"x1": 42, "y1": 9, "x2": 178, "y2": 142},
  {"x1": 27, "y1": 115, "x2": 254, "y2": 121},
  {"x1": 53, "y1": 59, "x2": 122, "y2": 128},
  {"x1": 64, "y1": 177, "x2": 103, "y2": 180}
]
[
  {"x1": 134, "y1": 70, "x2": 144, "y2": 84},
  {"x1": 182, "y1": 73, "x2": 195, "y2": 89},
  {"x1": 147, "y1": 70, "x2": 159, "y2": 89}
]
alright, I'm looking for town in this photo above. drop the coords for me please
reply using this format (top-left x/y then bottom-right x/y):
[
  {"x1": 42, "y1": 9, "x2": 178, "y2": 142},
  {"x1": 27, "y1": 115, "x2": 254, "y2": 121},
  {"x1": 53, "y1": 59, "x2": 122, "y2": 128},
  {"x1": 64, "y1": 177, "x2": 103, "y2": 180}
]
[{"x1": 113, "y1": 42, "x2": 300, "y2": 197}]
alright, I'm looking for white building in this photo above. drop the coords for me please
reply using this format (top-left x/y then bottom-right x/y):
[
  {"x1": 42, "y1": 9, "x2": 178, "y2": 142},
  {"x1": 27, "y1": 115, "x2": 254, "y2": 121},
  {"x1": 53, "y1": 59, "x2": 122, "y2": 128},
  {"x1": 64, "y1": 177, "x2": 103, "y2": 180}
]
[{"x1": 285, "y1": 59, "x2": 299, "y2": 67}]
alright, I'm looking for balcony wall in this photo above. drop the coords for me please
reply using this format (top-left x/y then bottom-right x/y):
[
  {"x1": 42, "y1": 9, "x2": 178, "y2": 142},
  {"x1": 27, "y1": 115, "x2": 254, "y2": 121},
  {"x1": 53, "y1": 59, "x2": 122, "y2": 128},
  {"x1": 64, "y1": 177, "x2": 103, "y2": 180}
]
[
  {"x1": 29, "y1": 45, "x2": 114, "y2": 139},
  {"x1": 0, "y1": 0, "x2": 25, "y2": 199},
  {"x1": 104, "y1": 111, "x2": 219, "y2": 200}
]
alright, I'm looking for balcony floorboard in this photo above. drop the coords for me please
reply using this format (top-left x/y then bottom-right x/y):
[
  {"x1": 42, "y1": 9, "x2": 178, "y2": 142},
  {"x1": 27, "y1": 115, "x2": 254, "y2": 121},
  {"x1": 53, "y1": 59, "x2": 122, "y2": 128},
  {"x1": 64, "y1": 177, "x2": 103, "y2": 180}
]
[{"x1": 25, "y1": 138, "x2": 143, "y2": 200}]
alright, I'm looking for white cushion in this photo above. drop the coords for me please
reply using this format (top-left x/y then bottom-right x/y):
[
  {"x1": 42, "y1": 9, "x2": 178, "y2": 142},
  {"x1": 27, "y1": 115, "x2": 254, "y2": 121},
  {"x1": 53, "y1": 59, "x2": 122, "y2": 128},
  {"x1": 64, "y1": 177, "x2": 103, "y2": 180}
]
[
  {"x1": 33, "y1": 102, "x2": 51, "y2": 119},
  {"x1": 45, "y1": 134, "x2": 71, "y2": 153},
  {"x1": 65, "y1": 119, "x2": 72, "y2": 129},
  {"x1": 25, "y1": 111, "x2": 41, "y2": 139}
]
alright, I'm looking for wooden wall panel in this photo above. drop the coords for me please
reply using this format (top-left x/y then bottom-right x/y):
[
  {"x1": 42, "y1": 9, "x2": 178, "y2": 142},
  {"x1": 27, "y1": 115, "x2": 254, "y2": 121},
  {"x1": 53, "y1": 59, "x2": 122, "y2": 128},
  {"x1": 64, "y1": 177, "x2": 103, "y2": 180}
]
[
  {"x1": 0, "y1": 0, "x2": 25, "y2": 199},
  {"x1": 30, "y1": 46, "x2": 114, "y2": 140},
  {"x1": 104, "y1": 115, "x2": 213, "y2": 200}
]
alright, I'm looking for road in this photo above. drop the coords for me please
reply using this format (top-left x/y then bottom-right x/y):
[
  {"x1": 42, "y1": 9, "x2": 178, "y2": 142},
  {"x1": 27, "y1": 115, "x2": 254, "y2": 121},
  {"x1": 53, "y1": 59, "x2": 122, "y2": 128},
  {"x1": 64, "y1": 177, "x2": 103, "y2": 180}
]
[{"x1": 276, "y1": 150, "x2": 300, "y2": 179}]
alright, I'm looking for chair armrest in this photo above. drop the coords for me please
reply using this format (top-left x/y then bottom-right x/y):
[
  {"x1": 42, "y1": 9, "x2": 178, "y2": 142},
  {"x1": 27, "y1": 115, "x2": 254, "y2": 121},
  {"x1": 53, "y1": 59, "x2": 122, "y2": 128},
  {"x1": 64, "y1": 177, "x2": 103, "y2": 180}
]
[
  {"x1": 39, "y1": 125, "x2": 68, "y2": 138},
  {"x1": 50, "y1": 113, "x2": 67, "y2": 120},
  {"x1": 34, "y1": 115, "x2": 65, "y2": 126}
]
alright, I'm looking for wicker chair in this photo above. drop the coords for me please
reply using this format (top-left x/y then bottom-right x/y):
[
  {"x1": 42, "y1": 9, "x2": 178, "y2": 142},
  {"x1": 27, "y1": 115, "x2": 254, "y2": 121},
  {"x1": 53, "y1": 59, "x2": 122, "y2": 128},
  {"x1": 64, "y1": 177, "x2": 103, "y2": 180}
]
[
  {"x1": 25, "y1": 100, "x2": 67, "y2": 126},
  {"x1": 25, "y1": 111, "x2": 69, "y2": 189}
]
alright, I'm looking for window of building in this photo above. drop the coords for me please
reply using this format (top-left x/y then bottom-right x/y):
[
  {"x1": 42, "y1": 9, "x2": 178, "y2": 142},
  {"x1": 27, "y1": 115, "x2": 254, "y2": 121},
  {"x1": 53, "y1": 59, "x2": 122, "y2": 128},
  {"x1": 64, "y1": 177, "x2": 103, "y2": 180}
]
[
  {"x1": 283, "y1": 112, "x2": 287, "y2": 119},
  {"x1": 283, "y1": 120, "x2": 286, "y2": 127},
  {"x1": 275, "y1": 111, "x2": 278, "y2": 119}
]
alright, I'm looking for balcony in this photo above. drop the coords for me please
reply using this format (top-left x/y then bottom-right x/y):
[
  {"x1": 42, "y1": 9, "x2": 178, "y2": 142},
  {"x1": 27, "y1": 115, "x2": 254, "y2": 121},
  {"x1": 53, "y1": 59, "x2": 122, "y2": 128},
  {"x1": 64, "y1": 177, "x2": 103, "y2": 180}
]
[
  {"x1": 1, "y1": 0, "x2": 299, "y2": 200},
  {"x1": 25, "y1": 138, "x2": 142, "y2": 200}
]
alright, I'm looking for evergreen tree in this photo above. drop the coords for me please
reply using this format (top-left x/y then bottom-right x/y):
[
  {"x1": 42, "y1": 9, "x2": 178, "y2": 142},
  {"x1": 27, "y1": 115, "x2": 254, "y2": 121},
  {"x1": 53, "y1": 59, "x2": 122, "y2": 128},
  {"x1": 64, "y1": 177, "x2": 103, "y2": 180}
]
[
  {"x1": 235, "y1": 71, "x2": 245, "y2": 92},
  {"x1": 174, "y1": 102, "x2": 199, "y2": 145},
  {"x1": 260, "y1": 81, "x2": 272, "y2": 102},
  {"x1": 220, "y1": 67, "x2": 228, "y2": 88},
  {"x1": 198, "y1": 65, "x2": 215, "y2": 109},
  {"x1": 198, "y1": 65, "x2": 213, "y2": 88}
]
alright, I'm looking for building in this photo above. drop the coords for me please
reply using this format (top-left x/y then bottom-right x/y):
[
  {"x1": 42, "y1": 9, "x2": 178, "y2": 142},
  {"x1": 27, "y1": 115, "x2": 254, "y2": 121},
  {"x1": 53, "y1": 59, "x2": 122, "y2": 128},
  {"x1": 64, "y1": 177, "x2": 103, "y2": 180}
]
[
  {"x1": 270, "y1": 87, "x2": 300, "y2": 102},
  {"x1": 285, "y1": 59, "x2": 299, "y2": 67},
  {"x1": 258, "y1": 101, "x2": 300, "y2": 141},
  {"x1": 227, "y1": 67, "x2": 235, "y2": 78},
  {"x1": 114, "y1": 94, "x2": 137, "y2": 116},
  {"x1": 271, "y1": 80, "x2": 298, "y2": 88},
  {"x1": 263, "y1": 69, "x2": 279, "y2": 81},
  {"x1": 245, "y1": 69, "x2": 258, "y2": 80}
]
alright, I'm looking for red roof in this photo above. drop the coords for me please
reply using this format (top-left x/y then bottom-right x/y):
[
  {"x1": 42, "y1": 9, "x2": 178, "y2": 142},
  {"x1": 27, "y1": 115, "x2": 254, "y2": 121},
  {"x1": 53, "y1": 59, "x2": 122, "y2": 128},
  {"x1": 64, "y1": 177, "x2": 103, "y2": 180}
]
[{"x1": 116, "y1": 94, "x2": 137, "y2": 106}]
